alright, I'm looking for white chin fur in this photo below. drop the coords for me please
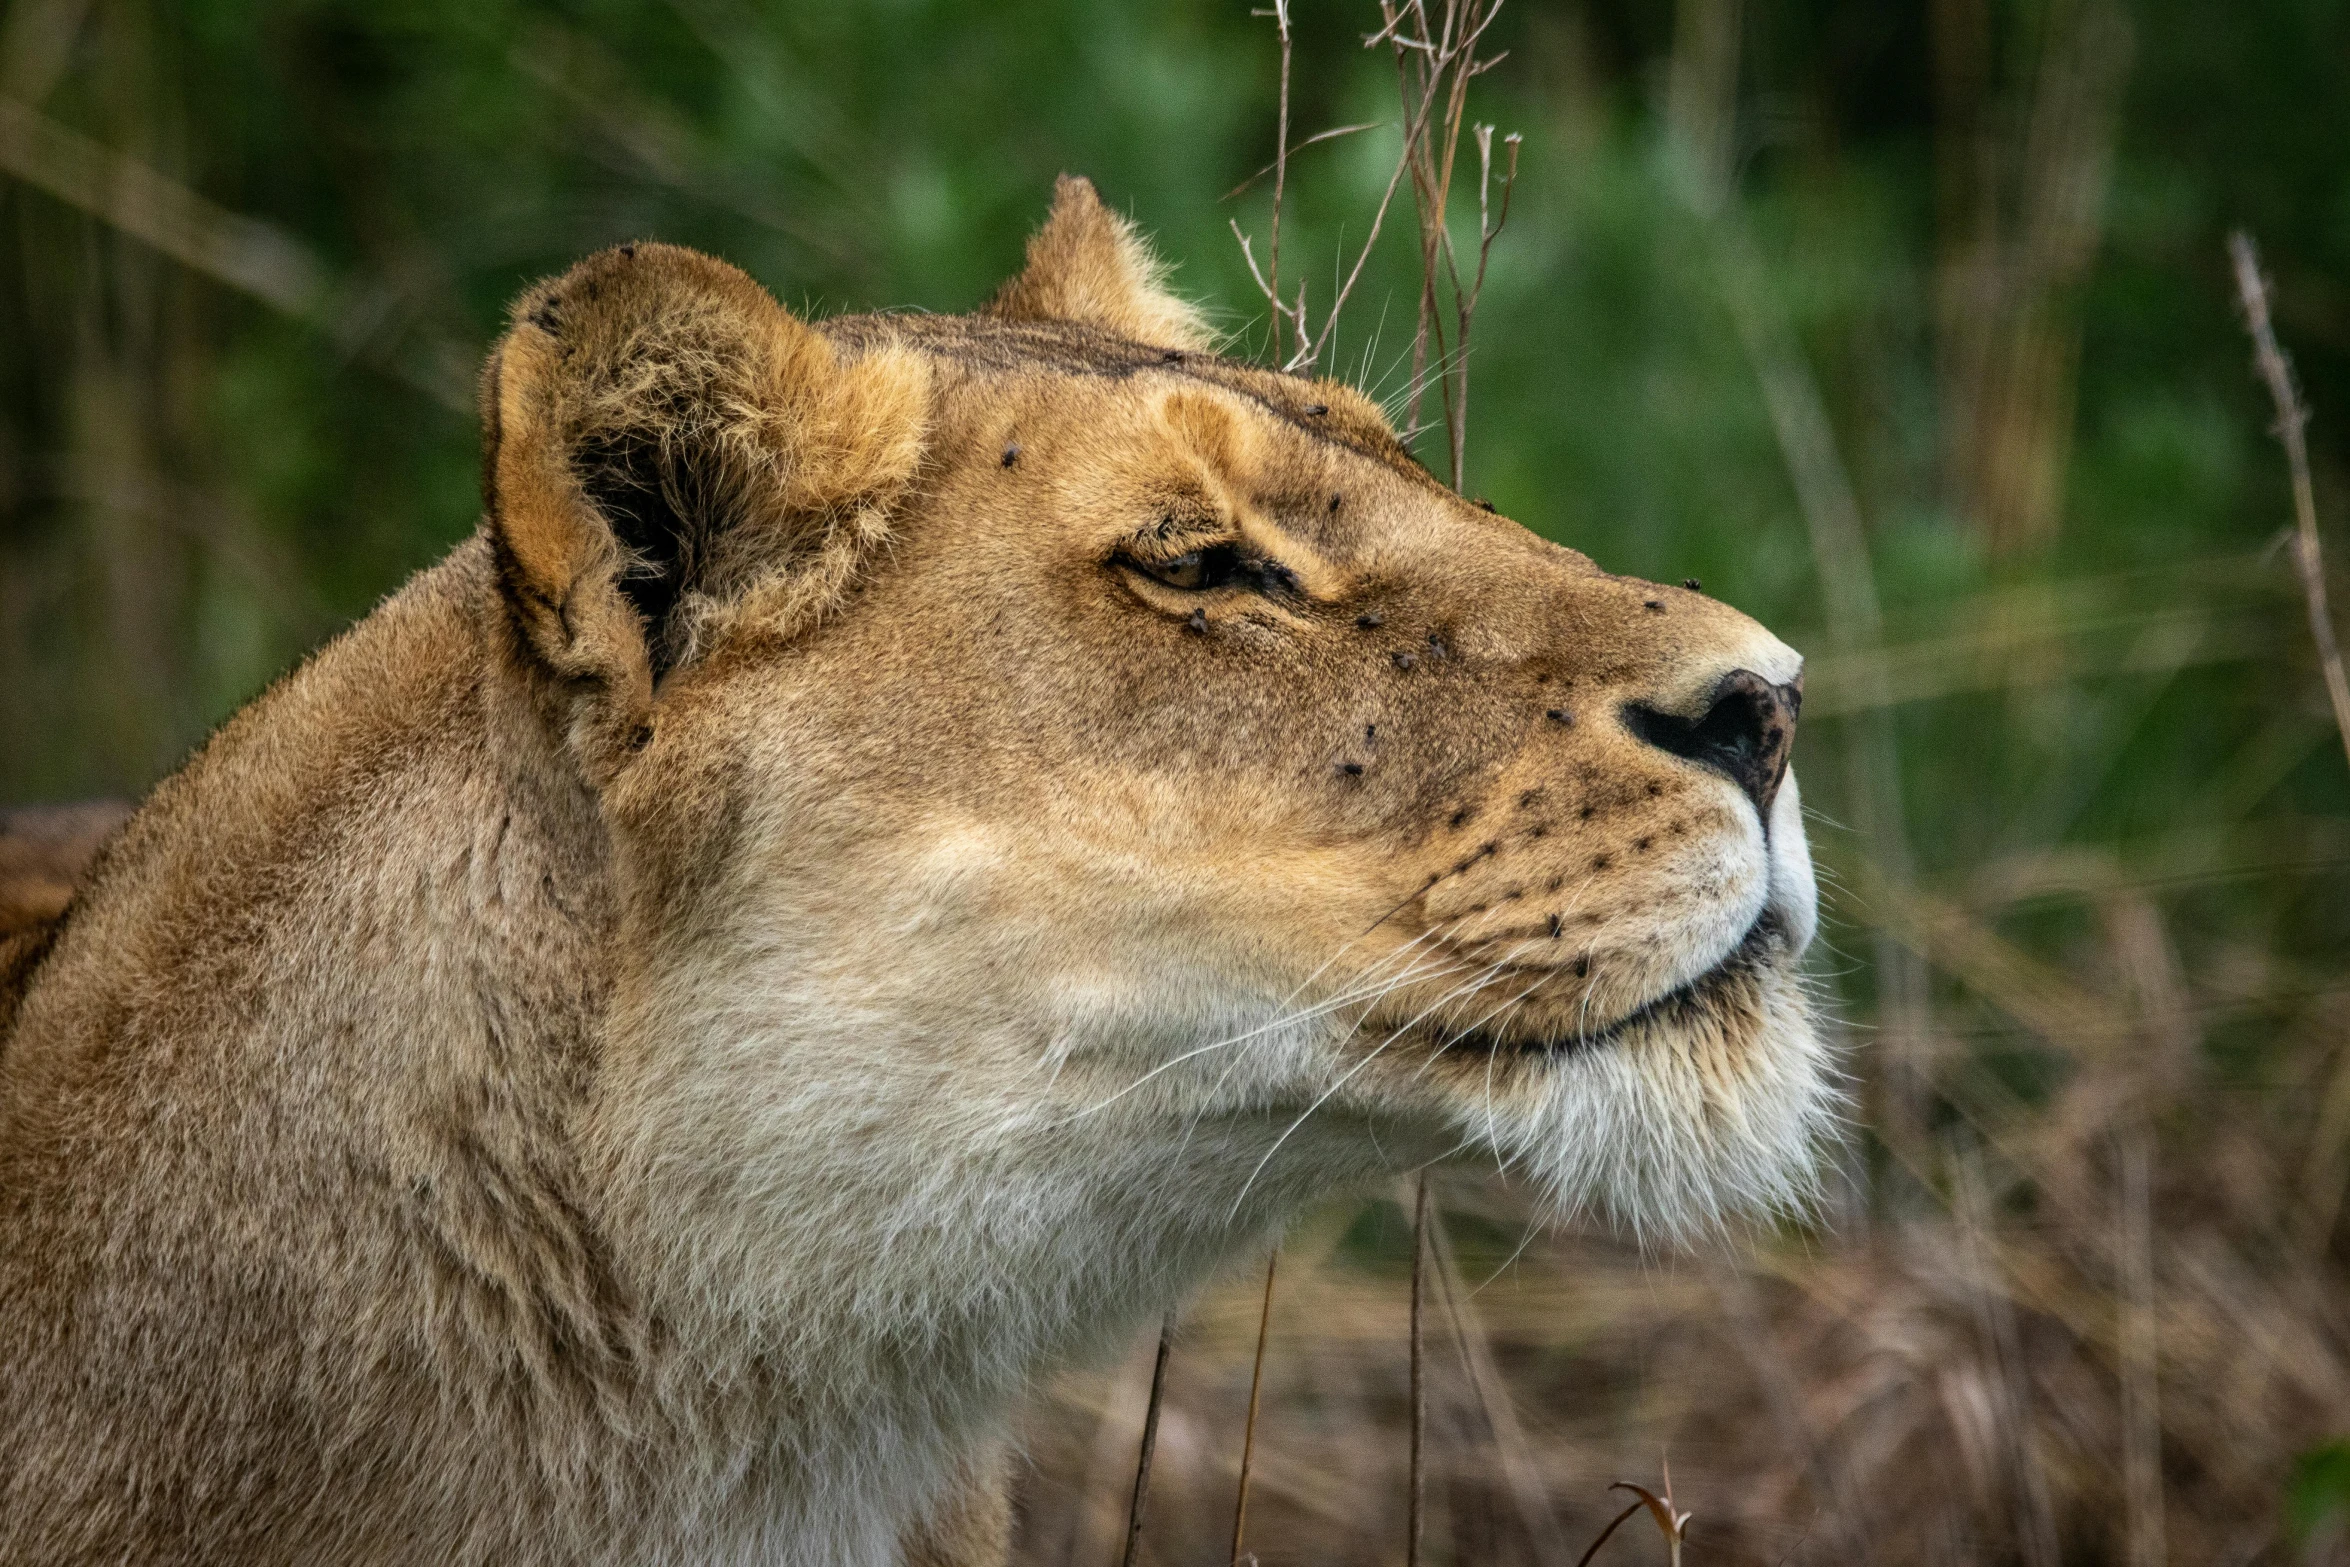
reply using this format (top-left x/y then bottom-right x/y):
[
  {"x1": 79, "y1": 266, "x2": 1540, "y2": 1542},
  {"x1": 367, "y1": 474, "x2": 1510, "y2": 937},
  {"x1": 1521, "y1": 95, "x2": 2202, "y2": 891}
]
[{"x1": 1490, "y1": 936, "x2": 1839, "y2": 1242}]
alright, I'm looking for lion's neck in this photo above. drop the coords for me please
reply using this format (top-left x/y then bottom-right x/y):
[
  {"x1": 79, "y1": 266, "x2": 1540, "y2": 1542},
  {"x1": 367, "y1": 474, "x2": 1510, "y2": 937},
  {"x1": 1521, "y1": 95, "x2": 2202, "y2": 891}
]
[
  {"x1": 3, "y1": 535, "x2": 1396, "y2": 1561},
  {"x1": 582, "y1": 916, "x2": 1399, "y2": 1517}
]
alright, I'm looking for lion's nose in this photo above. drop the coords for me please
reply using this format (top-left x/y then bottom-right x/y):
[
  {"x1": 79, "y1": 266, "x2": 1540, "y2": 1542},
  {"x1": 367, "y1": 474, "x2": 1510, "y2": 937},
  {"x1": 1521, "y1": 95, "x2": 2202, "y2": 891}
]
[{"x1": 1622, "y1": 669, "x2": 1802, "y2": 821}]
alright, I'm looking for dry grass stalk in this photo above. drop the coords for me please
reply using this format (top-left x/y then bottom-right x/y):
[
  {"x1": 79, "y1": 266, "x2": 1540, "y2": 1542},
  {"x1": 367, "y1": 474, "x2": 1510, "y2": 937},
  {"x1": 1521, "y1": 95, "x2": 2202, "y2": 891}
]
[
  {"x1": 1572, "y1": 1500, "x2": 1644, "y2": 1567},
  {"x1": 2117, "y1": 1130, "x2": 2167, "y2": 1567},
  {"x1": 1117, "y1": 1313, "x2": 1176, "y2": 1567},
  {"x1": 1953, "y1": 1143, "x2": 2064, "y2": 1566},
  {"x1": 1228, "y1": 1247, "x2": 1279, "y2": 1565},
  {"x1": 1407, "y1": 1174, "x2": 1429, "y2": 1567},
  {"x1": 1425, "y1": 1208, "x2": 1572, "y2": 1562},
  {"x1": 1932, "y1": 0, "x2": 2132, "y2": 555},
  {"x1": 1230, "y1": 0, "x2": 1415, "y2": 376},
  {"x1": 2229, "y1": 229, "x2": 2350, "y2": 779},
  {"x1": 1261, "y1": 1, "x2": 1293, "y2": 368},
  {"x1": 1230, "y1": 0, "x2": 1518, "y2": 443},
  {"x1": 1610, "y1": 1465, "x2": 1692, "y2": 1567}
]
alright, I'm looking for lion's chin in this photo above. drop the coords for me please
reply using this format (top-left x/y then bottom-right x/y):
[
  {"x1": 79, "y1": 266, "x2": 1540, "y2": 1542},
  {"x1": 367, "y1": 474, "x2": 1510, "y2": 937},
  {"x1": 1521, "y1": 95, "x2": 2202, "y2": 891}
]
[{"x1": 1487, "y1": 954, "x2": 1841, "y2": 1240}]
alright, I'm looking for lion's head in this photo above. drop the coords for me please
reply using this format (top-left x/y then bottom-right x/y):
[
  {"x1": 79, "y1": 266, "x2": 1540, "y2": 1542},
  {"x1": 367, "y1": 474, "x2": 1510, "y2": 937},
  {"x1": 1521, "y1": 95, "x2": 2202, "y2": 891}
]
[{"x1": 485, "y1": 177, "x2": 1830, "y2": 1334}]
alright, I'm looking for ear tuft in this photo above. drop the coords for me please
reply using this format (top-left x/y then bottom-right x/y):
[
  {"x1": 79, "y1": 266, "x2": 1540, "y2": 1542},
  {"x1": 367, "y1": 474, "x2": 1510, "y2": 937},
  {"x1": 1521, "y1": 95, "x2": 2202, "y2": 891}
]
[{"x1": 986, "y1": 175, "x2": 1212, "y2": 352}]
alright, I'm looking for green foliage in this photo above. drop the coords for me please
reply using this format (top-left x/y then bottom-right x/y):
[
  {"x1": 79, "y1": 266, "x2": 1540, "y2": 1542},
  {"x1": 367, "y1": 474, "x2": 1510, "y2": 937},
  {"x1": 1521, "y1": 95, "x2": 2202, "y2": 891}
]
[{"x1": 2290, "y1": 1440, "x2": 2350, "y2": 1545}]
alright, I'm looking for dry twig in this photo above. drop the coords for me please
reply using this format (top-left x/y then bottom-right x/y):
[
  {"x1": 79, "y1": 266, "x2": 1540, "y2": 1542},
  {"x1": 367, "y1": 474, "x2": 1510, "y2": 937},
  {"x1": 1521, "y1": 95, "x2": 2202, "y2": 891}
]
[
  {"x1": 1228, "y1": 1247, "x2": 1279, "y2": 1565},
  {"x1": 1377, "y1": 0, "x2": 1518, "y2": 481},
  {"x1": 1231, "y1": 0, "x2": 1517, "y2": 422},
  {"x1": 2228, "y1": 229, "x2": 2350, "y2": 777},
  {"x1": 1407, "y1": 1175, "x2": 1429, "y2": 1567},
  {"x1": 1117, "y1": 1314, "x2": 1177, "y2": 1567}
]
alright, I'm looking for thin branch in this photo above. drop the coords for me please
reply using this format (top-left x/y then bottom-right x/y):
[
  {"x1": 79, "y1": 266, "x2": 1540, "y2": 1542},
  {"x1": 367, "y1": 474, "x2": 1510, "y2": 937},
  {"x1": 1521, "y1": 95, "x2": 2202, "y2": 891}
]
[
  {"x1": 1242, "y1": 3, "x2": 1423, "y2": 378},
  {"x1": 2229, "y1": 229, "x2": 2350, "y2": 777},
  {"x1": 1117, "y1": 1314, "x2": 1177, "y2": 1567},
  {"x1": 1268, "y1": 0, "x2": 1290, "y2": 366},
  {"x1": 1220, "y1": 122, "x2": 1382, "y2": 202},
  {"x1": 1448, "y1": 122, "x2": 1519, "y2": 483},
  {"x1": 1406, "y1": 1174, "x2": 1429, "y2": 1567},
  {"x1": 1227, "y1": 1247, "x2": 1279, "y2": 1566},
  {"x1": 1229, "y1": 222, "x2": 1310, "y2": 369},
  {"x1": 1298, "y1": 94, "x2": 1417, "y2": 372},
  {"x1": 1375, "y1": 0, "x2": 1514, "y2": 488}
]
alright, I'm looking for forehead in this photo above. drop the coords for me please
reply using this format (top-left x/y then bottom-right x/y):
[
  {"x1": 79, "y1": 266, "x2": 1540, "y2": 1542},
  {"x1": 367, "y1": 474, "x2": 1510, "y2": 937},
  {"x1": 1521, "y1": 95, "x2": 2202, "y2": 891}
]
[{"x1": 823, "y1": 310, "x2": 1449, "y2": 509}]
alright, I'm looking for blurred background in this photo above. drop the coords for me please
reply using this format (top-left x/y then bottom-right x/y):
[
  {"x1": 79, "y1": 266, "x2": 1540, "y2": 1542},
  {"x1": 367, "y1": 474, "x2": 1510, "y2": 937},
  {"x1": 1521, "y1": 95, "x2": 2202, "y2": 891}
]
[{"x1": 3, "y1": 0, "x2": 2347, "y2": 1560}]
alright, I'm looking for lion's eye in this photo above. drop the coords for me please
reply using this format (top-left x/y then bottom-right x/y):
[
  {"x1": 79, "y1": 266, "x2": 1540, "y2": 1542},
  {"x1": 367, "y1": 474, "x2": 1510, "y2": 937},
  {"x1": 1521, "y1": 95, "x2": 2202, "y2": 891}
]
[{"x1": 1135, "y1": 544, "x2": 1241, "y2": 592}]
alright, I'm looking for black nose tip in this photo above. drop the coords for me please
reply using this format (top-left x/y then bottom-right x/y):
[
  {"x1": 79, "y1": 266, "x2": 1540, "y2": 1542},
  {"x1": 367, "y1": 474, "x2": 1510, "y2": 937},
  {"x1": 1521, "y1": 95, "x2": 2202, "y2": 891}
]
[{"x1": 1622, "y1": 669, "x2": 1802, "y2": 819}]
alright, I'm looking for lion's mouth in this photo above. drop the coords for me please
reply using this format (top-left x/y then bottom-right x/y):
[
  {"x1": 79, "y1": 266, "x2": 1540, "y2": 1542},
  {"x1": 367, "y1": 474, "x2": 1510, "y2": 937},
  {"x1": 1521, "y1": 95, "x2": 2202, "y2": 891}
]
[{"x1": 1427, "y1": 914, "x2": 1785, "y2": 1059}]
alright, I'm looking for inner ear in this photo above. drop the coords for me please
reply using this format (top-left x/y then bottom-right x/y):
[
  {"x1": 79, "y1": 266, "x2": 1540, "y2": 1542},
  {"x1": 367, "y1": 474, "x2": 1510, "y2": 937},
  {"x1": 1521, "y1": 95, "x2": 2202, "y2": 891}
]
[{"x1": 574, "y1": 430, "x2": 720, "y2": 677}]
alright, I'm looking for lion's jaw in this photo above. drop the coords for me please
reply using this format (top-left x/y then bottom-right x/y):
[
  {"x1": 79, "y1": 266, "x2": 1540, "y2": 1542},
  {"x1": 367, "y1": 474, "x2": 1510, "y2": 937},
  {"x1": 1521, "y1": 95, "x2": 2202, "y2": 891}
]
[{"x1": 591, "y1": 716, "x2": 1829, "y2": 1421}]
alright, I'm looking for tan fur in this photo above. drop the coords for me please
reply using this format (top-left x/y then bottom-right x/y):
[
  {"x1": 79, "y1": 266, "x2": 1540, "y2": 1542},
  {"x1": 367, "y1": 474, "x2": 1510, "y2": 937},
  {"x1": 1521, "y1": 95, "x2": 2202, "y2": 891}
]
[
  {"x1": 0, "y1": 802, "x2": 129, "y2": 1037},
  {"x1": 0, "y1": 177, "x2": 1830, "y2": 1565},
  {"x1": 987, "y1": 174, "x2": 1213, "y2": 351}
]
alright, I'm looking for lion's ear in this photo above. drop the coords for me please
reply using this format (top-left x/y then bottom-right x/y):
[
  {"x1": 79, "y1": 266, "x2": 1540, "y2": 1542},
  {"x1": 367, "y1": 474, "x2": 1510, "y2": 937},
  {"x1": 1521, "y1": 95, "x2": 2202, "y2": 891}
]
[
  {"x1": 987, "y1": 175, "x2": 1212, "y2": 351},
  {"x1": 481, "y1": 243, "x2": 928, "y2": 747}
]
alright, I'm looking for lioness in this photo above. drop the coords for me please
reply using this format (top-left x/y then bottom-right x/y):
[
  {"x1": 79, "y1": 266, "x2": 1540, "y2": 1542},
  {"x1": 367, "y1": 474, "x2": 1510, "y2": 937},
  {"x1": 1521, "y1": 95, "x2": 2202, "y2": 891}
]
[{"x1": 0, "y1": 177, "x2": 1829, "y2": 1565}]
